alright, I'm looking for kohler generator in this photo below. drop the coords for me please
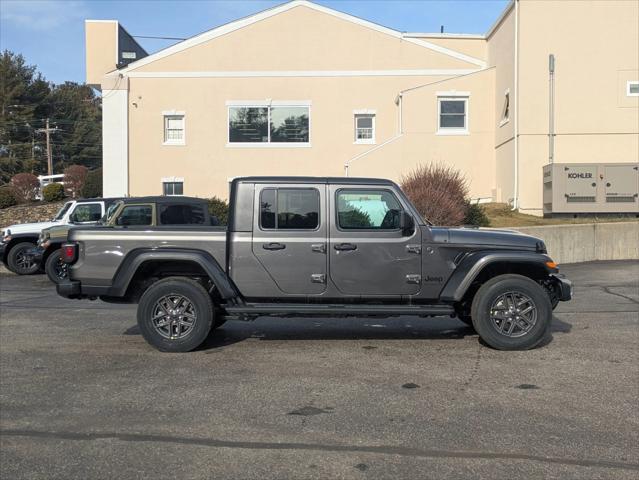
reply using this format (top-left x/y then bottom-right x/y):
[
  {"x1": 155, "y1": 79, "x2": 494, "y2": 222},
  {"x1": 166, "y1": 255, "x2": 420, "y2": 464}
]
[{"x1": 543, "y1": 163, "x2": 639, "y2": 216}]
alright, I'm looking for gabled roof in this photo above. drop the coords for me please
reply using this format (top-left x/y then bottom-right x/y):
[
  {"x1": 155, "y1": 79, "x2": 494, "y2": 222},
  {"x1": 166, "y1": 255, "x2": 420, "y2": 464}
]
[{"x1": 116, "y1": 0, "x2": 486, "y2": 74}]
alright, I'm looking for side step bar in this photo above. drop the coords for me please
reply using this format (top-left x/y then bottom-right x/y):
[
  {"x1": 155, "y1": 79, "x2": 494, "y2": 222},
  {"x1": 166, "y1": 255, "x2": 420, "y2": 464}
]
[{"x1": 224, "y1": 303, "x2": 455, "y2": 318}]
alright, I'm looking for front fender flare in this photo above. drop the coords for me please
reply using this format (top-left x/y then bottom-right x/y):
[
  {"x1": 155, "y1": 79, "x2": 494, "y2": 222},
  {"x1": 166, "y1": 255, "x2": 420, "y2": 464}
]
[
  {"x1": 110, "y1": 248, "x2": 238, "y2": 299},
  {"x1": 440, "y1": 251, "x2": 554, "y2": 302}
]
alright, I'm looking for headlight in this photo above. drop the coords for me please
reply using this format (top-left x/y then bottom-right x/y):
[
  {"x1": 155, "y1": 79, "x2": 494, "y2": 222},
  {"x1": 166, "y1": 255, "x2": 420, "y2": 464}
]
[{"x1": 1, "y1": 229, "x2": 11, "y2": 243}]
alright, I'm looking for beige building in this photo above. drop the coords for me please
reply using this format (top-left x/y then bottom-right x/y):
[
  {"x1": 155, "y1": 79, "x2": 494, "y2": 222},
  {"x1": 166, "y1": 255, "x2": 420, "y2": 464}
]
[{"x1": 86, "y1": 0, "x2": 638, "y2": 215}]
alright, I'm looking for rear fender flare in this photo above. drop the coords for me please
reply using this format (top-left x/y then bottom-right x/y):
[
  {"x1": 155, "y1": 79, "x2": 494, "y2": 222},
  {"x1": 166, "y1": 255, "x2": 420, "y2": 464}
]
[
  {"x1": 111, "y1": 248, "x2": 238, "y2": 299},
  {"x1": 440, "y1": 251, "x2": 554, "y2": 302}
]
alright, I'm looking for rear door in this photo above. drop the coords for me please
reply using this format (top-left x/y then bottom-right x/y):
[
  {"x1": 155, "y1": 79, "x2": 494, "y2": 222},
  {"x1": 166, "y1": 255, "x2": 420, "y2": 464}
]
[
  {"x1": 251, "y1": 183, "x2": 327, "y2": 295},
  {"x1": 328, "y1": 186, "x2": 422, "y2": 296}
]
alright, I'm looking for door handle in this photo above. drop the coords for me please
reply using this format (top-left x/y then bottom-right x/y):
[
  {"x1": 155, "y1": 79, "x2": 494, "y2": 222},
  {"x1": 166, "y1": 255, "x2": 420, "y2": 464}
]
[
  {"x1": 311, "y1": 243, "x2": 326, "y2": 253},
  {"x1": 262, "y1": 242, "x2": 286, "y2": 250},
  {"x1": 334, "y1": 243, "x2": 357, "y2": 251}
]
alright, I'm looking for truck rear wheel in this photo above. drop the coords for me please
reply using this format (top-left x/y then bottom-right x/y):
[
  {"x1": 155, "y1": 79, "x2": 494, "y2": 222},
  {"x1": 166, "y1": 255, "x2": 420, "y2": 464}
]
[
  {"x1": 45, "y1": 248, "x2": 68, "y2": 284},
  {"x1": 471, "y1": 274, "x2": 552, "y2": 350},
  {"x1": 7, "y1": 242, "x2": 39, "y2": 275},
  {"x1": 137, "y1": 277, "x2": 213, "y2": 352}
]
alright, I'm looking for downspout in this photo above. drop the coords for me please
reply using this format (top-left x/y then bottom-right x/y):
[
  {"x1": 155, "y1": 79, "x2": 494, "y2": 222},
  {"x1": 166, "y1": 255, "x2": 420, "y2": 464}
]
[
  {"x1": 548, "y1": 53, "x2": 555, "y2": 164},
  {"x1": 512, "y1": 0, "x2": 520, "y2": 210}
]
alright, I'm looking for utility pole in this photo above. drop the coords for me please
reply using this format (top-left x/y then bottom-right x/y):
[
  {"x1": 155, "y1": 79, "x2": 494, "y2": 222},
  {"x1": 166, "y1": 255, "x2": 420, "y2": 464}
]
[{"x1": 36, "y1": 118, "x2": 57, "y2": 175}]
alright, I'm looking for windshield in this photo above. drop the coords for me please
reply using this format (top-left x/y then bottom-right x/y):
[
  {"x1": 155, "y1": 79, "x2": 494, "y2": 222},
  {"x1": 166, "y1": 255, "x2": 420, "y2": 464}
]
[
  {"x1": 53, "y1": 202, "x2": 73, "y2": 221},
  {"x1": 101, "y1": 201, "x2": 122, "y2": 223}
]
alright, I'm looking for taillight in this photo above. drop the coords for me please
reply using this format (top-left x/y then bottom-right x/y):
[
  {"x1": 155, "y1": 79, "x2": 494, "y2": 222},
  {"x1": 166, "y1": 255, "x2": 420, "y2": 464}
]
[{"x1": 61, "y1": 243, "x2": 78, "y2": 264}]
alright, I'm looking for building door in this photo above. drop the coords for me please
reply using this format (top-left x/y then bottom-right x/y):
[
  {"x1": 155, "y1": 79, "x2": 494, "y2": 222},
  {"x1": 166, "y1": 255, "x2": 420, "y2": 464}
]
[{"x1": 251, "y1": 184, "x2": 327, "y2": 295}]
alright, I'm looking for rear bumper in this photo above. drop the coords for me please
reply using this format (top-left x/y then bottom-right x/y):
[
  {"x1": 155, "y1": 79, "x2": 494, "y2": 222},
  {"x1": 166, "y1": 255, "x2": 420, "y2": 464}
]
[
  {"x1": 56, "y1": 280, "x2": 82, "y2": 299},
  {"x1": 551, "y1": 274, "x2": 572, "y2": 301}
]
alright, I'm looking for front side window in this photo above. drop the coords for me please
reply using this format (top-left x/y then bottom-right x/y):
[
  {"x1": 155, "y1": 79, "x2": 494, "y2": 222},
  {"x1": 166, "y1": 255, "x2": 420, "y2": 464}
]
[
  {"x1": 163, "y1": 182, "x2": 183, "y2": 196},
  {"x1": 104, "y1": 201, "x2": 122, "y2": 223},
  {"x1": 70, "y1": 203, "x2": 102, "y2": 223},
  {"x1": 117, "y1": 205, "x2": 153, "y2": 226},
  {"x1": 337, "y1": 190, "x2": 402, "y2": 230},
  {"x1": 260, "y1": 188, "x2": 319, "y2": 230},
  {"x1": 164, "y1": 115, "x2": 185, "y2": 144},
  {"x1": 354, "y1": 114, "x2": 375, "y2": 143},
  {"x1": 159, "y1": 204, "x2": 206, "y2": 225},
  {"x1": 228, "y1": 105, "x2": 309, "y2": 144},
  {"x1": 53, "y1": 201, "x2": 73, "y2": 221},
  {"x1": 438, "y1": 97, "x2": 468, "y2": 133}
]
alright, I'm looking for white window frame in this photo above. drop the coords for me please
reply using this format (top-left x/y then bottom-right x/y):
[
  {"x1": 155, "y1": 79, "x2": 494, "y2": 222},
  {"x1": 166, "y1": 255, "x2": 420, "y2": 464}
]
[
  {"x1": 499, "y1": 89, "x2": 510, "y2": 127},
  {"x1": 436, "y1": 92, "x2": 469, "y2": 136},
  {"x1": 627, "y1": 81, "x2": 639, "y2": 97},
  {"x1": 162, "y1": 111, "x2": 186, "y2": 146},
  {"x1": 226, "y1": 100, "x2": 311, "y2": 148},
  {"x1": 161, "y1": 177, "x2": 184, "y2": 196},
  {"x1": 353, "y1": 110, "x2": 376, "y2": 144}
]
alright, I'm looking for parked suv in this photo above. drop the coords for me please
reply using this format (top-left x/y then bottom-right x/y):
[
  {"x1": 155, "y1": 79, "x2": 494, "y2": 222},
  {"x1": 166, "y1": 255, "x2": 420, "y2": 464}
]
[
  {"x1": 32, "y1": 196, "x2": 215, "y2": 284},
  {"x1": 58, "y1": 177, "x2": 572, "y2": 352},
  {"x1": 0, "y1": 198, "x2": 120, "y2": 275}
]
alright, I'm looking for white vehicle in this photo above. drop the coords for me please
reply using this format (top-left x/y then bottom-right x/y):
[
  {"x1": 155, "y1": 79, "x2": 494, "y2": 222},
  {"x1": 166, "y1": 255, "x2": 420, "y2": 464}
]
[{"x1": 1, "y1": 198, "x2": 119, "y2": 275}]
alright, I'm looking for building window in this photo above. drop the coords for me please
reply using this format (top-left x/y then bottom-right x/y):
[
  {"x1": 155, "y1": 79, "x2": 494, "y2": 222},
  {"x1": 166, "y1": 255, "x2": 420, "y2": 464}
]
[
  {"x1": 228, "y1": 103, "x2": 310, "y2": 146},
  {"x1": 500, "y1": 90, "x2": 510, "y2": 126},
  {"x1": 260, "y1": 188, "x2": 319, "y2": 230},
  {"x1": 163, "y1": 114, "x2": 185, "y2": 145},
  {"x1": 354, "y1": 114, "x2": 375, "y2": 144},
  {"x1": 163, "y1": 182, "x2": 183, "y2": 196},
  {"x1": 628, "y1": 81, "x2": 639, "y2": 96},
  {"x1": 438, "y1": 97, "x2": 468, "y2": 134}
]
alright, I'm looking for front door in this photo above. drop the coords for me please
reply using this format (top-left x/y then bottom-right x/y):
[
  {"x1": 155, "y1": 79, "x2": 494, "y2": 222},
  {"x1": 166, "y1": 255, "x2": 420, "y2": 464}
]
[
  {"x1": 252, "y1": 184, "x2": 327, "y2": 295},
  {"x1": 329, "y1": 186, "x2": 422, "y2": 296}
]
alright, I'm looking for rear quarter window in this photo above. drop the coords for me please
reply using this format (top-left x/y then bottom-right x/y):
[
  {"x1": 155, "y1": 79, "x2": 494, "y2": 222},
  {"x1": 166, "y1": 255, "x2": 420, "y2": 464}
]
[{"x1": 158, "y1": 204, "x2": 206, "y2": 225}]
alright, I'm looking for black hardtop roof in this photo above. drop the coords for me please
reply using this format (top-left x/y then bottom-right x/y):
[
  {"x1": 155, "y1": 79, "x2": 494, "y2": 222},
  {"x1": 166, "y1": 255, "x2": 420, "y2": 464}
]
[
  {"x1": 233, "y1": 176, "x2": 397, "y2": 186},
  {"x1": 118, "y1": 196, "x2": 208, "y2": 204}
]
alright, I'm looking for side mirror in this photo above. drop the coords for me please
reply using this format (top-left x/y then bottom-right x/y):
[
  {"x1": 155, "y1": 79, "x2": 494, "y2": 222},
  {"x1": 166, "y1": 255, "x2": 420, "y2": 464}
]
[{"x1": 399, "y1": 211, "x2": 415, "y2": 235}]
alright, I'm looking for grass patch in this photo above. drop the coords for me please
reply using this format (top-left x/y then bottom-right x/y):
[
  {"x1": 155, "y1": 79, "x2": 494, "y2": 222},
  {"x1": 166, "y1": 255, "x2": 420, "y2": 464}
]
[{"x1": 483, "y1": 203, "x2": 638, "y2": 228}]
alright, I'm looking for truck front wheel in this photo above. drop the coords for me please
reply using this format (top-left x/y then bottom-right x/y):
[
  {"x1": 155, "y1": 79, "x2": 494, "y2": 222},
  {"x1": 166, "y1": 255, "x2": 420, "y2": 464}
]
[
  {"x1": 137, "y1": 277, "x2": 213, "y2": 352},
  {"x1": 45, "y1": 249, "x2": 68, "y2": 284},
  {"x1": 471, "y1": 274, "x2": 552, "y2": 350}
]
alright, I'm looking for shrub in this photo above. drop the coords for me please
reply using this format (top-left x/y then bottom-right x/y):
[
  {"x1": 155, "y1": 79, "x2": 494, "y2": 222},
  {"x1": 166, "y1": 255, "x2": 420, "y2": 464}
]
[
  {"x1": 0, "y1": 186, "x2": 17, "y2": 209},
  {"x1": 10, "y1": 173, "x2": 39, "y2": 203},
  {"x1": 81, "y1": 168, "x2": 102, "y2": 198},
  {"x1": 401, "y1": 163, "x2": 468, "y2": 226},
  {"x1": 464, "y1": 202, "x2": 490, "y2": 227},
  {"x1": 42, "y1": 183, "x2": 66, "y2": 202},
  {"x1": 208, "y1": 196, "x2": 229, "y2": 225},
  {"x1": 63, "y1": 165, "x2": 88, "y2": 198}
]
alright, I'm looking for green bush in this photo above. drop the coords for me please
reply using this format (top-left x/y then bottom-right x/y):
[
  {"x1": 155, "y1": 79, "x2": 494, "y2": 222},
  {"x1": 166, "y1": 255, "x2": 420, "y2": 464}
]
[
  {"x1": 81, "y1": 168, "x2": 102, "y2": 198},
  {"x1": 208, "y1": 196, "x2": 229, "y2": 225},
  {"x1": 0, "y1": 186, "x2": 17, "y2": 209},
  {"x1": 42, "y1": 183, "x2": 65, "y2": 202},
  {"x1": 464, "y1": 202, "x2": 490, "y2": 227}
]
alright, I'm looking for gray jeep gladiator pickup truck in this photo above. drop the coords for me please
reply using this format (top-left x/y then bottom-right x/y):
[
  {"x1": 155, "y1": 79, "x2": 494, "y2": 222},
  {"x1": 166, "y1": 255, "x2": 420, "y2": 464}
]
[{"x1": 57, "y1": 177, "x2": 572, "y2": 352}]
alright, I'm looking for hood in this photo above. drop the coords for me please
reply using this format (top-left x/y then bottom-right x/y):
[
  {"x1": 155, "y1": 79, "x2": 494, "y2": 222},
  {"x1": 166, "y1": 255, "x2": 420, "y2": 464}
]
[
  {"x1": 2, "y1": 220, "x2": 59, "y2": 237},
  {"x1": 430, "y1": 226, "x2": 545, "y2": 252}
]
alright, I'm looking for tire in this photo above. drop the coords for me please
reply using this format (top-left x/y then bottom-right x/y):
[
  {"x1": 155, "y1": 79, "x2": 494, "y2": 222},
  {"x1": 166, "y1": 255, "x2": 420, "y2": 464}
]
[
  {"x1": 45, "y1": 249, "x2": 69, "y2": 284},
  {"x1": 471, "y1": 274, "x2": 552, "y2": 351},
  {"x1": 7, "y1": 242, "x2": 39, "y2": 275},
  {"x1": 137, "y1": 277, "x2": 214, "y2": 352}
]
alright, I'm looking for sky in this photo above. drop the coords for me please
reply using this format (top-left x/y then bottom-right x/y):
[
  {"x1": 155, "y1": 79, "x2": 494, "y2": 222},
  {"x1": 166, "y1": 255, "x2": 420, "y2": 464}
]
[{"x1": 0, "y1": 0, "x2": 509, "y2": 85}]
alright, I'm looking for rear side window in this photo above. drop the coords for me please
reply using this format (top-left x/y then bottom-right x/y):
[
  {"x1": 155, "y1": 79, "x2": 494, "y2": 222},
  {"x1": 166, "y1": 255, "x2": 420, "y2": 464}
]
[
  {"x1": 337, "y1": 190, "x2": 402, "y2": 230},
  {"x1": 159, "y1": 204, "x2": 206, "y2": 225},
  {"x1": 260, "y1": 188, "x2": 319, "y2": 230},
  {"x1": 117, "y1": 205, "x2": 153, "y2": 226}
]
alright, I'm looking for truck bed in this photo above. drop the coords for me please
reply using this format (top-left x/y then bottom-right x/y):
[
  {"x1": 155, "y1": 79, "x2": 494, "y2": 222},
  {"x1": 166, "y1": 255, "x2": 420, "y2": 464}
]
[{"x1": 68, "y1": 226, "x2": 227, "y2": 288}]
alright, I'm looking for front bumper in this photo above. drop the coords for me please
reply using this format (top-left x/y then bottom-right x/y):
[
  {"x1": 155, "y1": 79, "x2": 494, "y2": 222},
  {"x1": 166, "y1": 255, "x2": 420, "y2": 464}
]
[
  {"x1": 57, "y1": 280, "x2": 82, "y2": 299},
  {"x1": 551, "y1": 274, "x2": 573, "y2": 301},
  {"x1": 23, "y1": 246, "x2": 44, "y2": 265},
  {"x1": 0, "y1": 242, "x2": 7, "y2": 262}
]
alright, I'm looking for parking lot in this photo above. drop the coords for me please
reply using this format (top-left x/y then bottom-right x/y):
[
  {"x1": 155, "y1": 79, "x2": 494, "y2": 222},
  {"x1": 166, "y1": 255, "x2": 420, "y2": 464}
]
[{"x1": 0, "y1": 260, "x2": 637, "y2": 479}]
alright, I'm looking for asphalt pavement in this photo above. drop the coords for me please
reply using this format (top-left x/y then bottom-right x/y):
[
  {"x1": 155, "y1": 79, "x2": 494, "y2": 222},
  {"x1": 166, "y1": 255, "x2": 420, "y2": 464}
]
[{"x1": 0, "y1": 261, "x2": 638, "y2": 479}]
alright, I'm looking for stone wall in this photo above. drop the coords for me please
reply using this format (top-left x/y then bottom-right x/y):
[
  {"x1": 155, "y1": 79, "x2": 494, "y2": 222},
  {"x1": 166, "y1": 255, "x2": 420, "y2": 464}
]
[{"x1": 0, "y1": 201, "x2": 66, "y2": 229}]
